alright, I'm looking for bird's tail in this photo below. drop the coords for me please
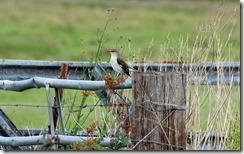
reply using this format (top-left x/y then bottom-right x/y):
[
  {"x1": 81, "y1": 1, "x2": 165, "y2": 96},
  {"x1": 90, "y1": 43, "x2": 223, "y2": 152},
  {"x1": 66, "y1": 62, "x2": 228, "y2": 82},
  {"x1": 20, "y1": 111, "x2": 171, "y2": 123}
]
[{"x1": 129, "y1": 67, "x2": 141, "y2": 73}]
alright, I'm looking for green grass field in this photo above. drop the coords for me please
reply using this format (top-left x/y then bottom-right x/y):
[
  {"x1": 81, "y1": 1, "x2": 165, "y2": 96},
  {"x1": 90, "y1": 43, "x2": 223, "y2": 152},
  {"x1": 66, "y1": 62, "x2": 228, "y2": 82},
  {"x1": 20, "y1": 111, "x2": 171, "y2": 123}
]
[
  {"x1": 0, "y1": 0, "x2": 240, "y2": 131},
  {"x1": 0, "y1": 0, "x2": 240, "y2": 61}
]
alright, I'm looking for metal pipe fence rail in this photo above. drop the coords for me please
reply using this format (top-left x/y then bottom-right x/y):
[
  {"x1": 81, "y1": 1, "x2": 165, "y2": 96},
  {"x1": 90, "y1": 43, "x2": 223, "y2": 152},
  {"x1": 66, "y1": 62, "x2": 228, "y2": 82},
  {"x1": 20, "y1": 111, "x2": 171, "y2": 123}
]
[
  {"x1": 0, "y1": 135, "x2": 115, "y2": 147},
  {"x1": 0, "y1": 60, "x2": 240, "y2": 150},
  {"x1": 0, "y1": 77, "x2": 132, "y2": 92},
  {"x1": 0, "y1": 59, "x2": 240, "y2": 85},
  {"x1": 0, "y1": 131, "x2": 227, "y2": 150}
]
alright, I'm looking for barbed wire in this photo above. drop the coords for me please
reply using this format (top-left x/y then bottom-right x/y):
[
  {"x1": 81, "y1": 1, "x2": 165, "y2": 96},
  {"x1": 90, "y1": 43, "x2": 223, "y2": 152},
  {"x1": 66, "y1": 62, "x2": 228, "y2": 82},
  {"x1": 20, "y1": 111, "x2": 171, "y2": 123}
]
[
  {"x1": 0, "y1": 102, "x2": 187, "y2": 112},
  {"x1": 0, "y1": 103, "x2": 120, "y2": 108}
]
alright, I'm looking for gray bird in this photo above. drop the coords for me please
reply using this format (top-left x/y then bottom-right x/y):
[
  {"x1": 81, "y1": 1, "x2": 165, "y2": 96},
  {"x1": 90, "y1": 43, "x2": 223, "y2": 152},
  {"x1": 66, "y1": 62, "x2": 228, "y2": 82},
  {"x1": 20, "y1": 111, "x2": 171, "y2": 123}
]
[{"x1": 108, "y1": 49, "x2": 131, "y2": 76}]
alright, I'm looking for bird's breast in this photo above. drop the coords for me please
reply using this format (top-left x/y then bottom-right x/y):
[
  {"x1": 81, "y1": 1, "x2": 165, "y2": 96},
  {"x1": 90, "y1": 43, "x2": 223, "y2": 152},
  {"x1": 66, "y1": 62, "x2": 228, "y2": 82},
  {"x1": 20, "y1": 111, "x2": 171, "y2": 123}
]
[{"x1": 110, "y1": 57, "x2": 124, "y2": 73}]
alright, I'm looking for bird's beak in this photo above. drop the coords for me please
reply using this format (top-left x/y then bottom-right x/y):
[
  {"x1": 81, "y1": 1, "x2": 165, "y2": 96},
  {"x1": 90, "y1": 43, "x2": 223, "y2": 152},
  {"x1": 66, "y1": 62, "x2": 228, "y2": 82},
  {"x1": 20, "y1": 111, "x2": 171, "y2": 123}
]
[{"x1": 107, "y1": 50, "x2": 110, "y2": 52}]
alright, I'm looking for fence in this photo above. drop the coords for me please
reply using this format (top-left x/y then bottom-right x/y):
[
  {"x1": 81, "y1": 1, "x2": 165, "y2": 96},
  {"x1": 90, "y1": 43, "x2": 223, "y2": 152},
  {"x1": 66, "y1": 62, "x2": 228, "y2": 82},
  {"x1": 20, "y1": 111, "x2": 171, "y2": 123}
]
[
  {"x1": 0, "y1": 60, "x2": 240, "y2": 85},
  {"x1": 0, "y1": 60, "x2": 240, "y2": 150}
]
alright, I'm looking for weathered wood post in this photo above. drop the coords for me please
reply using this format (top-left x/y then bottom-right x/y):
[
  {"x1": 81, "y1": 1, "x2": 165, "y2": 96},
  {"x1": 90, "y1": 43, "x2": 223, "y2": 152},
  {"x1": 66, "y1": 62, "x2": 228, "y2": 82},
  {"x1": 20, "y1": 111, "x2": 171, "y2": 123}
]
[{"x1": 130, "y1": 72, "x2": 187, "y2": 150}]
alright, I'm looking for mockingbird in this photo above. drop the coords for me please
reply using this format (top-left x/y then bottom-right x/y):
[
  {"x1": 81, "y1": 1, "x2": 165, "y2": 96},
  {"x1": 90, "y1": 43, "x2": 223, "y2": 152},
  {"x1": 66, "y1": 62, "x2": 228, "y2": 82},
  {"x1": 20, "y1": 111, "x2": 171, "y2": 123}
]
[{"x1": 108, "y1": 49, "x2": 133, "y2": 76}]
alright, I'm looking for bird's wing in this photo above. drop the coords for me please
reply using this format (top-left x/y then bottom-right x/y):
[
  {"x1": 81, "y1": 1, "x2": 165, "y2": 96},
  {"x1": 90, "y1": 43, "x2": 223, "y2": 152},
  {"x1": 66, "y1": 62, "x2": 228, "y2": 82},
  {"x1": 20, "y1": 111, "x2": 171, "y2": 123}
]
[{"x1": 117, "y1": 57, "x2": 130, "y2": 76}]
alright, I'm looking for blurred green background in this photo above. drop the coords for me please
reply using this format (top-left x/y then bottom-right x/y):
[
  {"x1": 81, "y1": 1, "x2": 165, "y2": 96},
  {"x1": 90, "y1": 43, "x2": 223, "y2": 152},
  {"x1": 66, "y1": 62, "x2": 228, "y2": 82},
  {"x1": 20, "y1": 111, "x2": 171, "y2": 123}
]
[
  {"x1": 0, "y1": 0, "x2": 240, "y2": 62},
  {"x1": 0, "y1": 0, "x2": 240, "y2": 129}
]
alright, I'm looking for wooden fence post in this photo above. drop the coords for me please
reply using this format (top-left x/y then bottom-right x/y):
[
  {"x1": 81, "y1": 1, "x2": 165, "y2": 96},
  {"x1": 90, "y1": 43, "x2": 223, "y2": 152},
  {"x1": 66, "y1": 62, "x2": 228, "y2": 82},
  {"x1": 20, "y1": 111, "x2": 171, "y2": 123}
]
[{"x1": 130, "y1": 72, "x2": 187, "y2": 150}]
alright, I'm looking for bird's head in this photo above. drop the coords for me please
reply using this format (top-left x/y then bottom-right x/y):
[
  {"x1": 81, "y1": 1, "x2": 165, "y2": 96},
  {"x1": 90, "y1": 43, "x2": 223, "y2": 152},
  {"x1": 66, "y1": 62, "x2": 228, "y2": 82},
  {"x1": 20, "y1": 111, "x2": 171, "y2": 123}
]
[{"x1": 107, "y1": 49, "x2": 120, "y2": 57}]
